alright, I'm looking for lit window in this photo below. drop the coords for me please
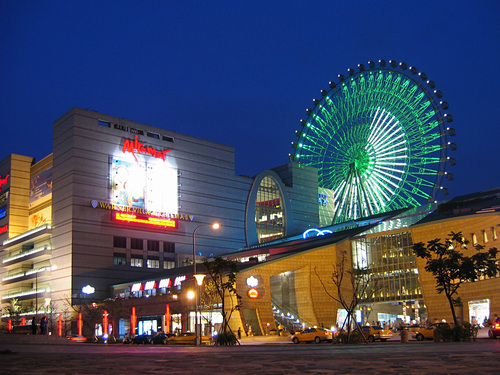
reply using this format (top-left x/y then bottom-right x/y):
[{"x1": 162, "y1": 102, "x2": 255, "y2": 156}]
[
  {"x1": 163, "y1": 258, "x2": 175, "y2": 269},
  {"x1": 472, "y1": 233, "x2": 478, "y2": 246},
  {"x1": 255, "y1": 176, "x2": 285, "y2": 243},
  {"x1": 131, "y1": 257, "x2": 143, "y2": 268},
  {"x1": 483, "y1": 230, "x2": 488, "y2": 243},
  {"x1": 147, "y1": 258, "x2": 160, "y2": 269}
]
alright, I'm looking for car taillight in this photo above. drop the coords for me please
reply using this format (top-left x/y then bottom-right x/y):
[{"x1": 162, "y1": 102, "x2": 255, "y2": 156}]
[{"x1": 495, "y1": 323, "x2": 500, "y2": 329}]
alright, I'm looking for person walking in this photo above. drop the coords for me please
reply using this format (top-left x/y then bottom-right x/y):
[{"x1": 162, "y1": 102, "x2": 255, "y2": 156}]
[
  {"x1": 31, "y1": 316, "x2": 37, "y2": 335},
  {"x1": 40, "y1": 316, "x2": 47, "y2": 335},
  {"x1": 237, "y1": 327, "x2": 242, "y2": 340}
]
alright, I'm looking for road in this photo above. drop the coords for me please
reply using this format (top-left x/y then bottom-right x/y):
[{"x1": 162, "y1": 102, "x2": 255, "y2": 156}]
[{"x1": 1, "y1": 335, "x2": 500, "y2": 374}]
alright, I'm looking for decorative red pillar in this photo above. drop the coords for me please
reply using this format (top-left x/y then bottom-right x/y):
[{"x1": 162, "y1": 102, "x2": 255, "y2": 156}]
[
  {"x1": 131, "y1": 307, "x2": 137, "y2": 335},
  {"x1": 78, "y1": 313, "x2": 83, "y2": 336},
  {"x1": 22, "y1": 317, "x2": 26, "y2": 326},
  {"x1": 8, "y1": 319, "x2": 12, "y2": 332},
  {"x1": 58, "y1": 314, "x2": 63, "y2": 337},
  {"x1": 103, "y1": 310, "x2": 108, "y2": 335},
  {"x1": 165, "y1": 304, "x2": 171, "y2": 334}
]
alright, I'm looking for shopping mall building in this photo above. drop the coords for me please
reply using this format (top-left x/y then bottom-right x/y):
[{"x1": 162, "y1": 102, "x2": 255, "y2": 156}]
[{"x1": 1, "y1": 107, "x2": 499, "y2": 337}]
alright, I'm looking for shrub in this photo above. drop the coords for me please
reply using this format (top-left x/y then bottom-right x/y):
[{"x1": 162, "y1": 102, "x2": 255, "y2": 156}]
[{"x1": 215, "y1": 331, "x2": 238, "y2": 346}]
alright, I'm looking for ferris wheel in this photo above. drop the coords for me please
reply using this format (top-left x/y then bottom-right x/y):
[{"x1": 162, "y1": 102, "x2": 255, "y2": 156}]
[{"x1": 291, "y1": 60, "x2": 456, "y2": 225}]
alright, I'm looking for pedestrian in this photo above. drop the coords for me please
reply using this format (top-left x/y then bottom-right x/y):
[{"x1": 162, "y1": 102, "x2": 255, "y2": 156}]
[
  {"x1": 40, "y1": 316, "x2": 47, "y2": 335},
  {"x1": 237, "y1": 327, "x2": 242, "y2": 340},
  {"x1": 248, "y1": 324, "x2": 253, "y2": 336},
  {"x1": 278, "y1": 323, "x2": 283, "y2": 336},
  {"x1": 32, "y1": 316, "x2": 37, "y2": 335}
]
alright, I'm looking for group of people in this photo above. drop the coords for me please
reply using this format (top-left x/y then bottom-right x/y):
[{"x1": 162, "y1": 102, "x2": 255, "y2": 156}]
[{"x1": 31, "y1": 315, "x2": 48, "y2": 335}]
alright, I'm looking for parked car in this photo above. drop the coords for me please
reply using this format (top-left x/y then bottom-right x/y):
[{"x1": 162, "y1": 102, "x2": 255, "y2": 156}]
[
  {"x1": 354, "y1": 325, "x2": 393, "y2": 342},
  {"x1": 291, "y1": 327, "x2": 332, "y2": 344},
  {"x1": 131, "y1": 334, "x2": 152, "y2": 344},
  {"x1": 167, "y1": 332, "x2": 210, "y2": 345},
  {"x1": 488, "y1": 317, "x2": 500, "y2": 338},
  {"x1": 412, "y1": 323, "x2": 453, "y2": 341},
  {"x1": 151, "y1": 332, "x2": 175, "y2": 344}
]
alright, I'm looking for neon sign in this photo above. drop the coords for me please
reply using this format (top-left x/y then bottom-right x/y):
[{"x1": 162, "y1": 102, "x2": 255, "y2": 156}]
[
  {"x1": 174, "y1": 276, "x2": 186, "y2": 286},
  {"x1": 0, "y1": 174, "x2": 9, "y2": 189},
  {"x1": 0, "y1": 225, "x2": 7, "y2": 234},
  {"x1": 122, "y1": 135, "x2": 171, "y2": 162},
  {"x1": 115, "y1": 212, "x2": 178, "y2": 228},
  {"x1": 144, "y1": 281, "x2": 157, "y2": 290},
  {"x1": 91, "y1": 200, "x2": 193, "y2": 221},
  {"x1": 248, "y1": 288, "x2": 259, "y2": 299},
  {"x1": 302, "y1": 228, "x2": 333, "y2": 239}
]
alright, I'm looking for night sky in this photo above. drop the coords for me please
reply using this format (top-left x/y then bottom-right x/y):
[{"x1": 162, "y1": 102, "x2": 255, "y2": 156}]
[{"x1": 1, "y1": 1, "x2": 498, "y2": 200}]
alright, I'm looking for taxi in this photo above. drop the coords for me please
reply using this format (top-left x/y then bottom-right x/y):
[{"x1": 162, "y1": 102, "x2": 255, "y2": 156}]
[
  {"x1": 291, "y1": 327, "x2": 332, "y2": 344},
  {"x1": 412, "y1": 323, "x2": 452, "y2": 341},
  {"x1": 355, "y1": 325, "x2": 393, "y2": 342},
  {"x1": 167, "y1": 332, "x2": 211, "y2": 345}
]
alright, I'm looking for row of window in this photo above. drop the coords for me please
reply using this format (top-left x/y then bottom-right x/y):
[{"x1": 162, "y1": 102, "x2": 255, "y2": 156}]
[
  {"x1": 113, "y1": 236, "x2": 175, "y2": 252},
  {"x1": 471, "y1": 227, "x2": 498, "y2": 246},
  {"x1": 113, "y1": 253, "x2": 176, "y2": 269},
  {"x1": 98, "y1": 120, "x2": 174, "y2": 142}
]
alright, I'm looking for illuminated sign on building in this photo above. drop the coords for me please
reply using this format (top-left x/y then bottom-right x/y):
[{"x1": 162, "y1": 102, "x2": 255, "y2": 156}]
[
  {"x1": 0, "y1": 207, "x2": 5, "y2": 219},
  {"x1": 0, "y1": 191, "x2": 9, "y2": 205},
  {"x1": 248, "y1": 288, "x2": 259, "y2": 299},
  {"x1": 0, "y1": 225, "x2": 7, "y2": 234},
  {"x1": 82, "y1": 285, "x2": 95, "y2": 295},
  {"x1": 144, "y1": 281, "x2": 157, "y2": 290},
  {"x1": 174, "y1": 276, "x2": 186, "y2": 286},
  {"x1": 91, "y1": 200, "x2": 193, "y2": 221},
  {"x1": 0, "y1": 174, "x2": 9, "y2": 190},
  {"x1": 131, "y1": 283, "x2": 143, "y2": 292},
  {"x1": 158, "y1": 278, "x2": 172, "y2": 288},
  {"x1": 246, "y1": 276, "x2": 259, "y2": 287},
  {"x1": 302, "y1": 228, "x2": 333, "y2": 239},
  {"x1": 122, "y1": 135, "x2": 171, "y2": 162},
  {"x1": 114, "y1": 212, "x2": 178, "y2": 228}
]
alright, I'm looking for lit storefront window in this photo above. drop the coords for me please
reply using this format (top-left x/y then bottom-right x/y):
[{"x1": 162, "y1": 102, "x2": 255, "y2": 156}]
[{"x1": 255, "y1": 176, "x2": 284, "y2": 243}]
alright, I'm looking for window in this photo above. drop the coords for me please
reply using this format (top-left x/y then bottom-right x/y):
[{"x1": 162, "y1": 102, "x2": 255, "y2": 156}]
[
  {"x1": 162, "y1": 135, "x2": 174, "y2": 142},
  {"x1": 147, "y1": 131, "x2": 160, "y2": 139},
  {"x1": 131, "y1": 256, "x2": 143, "y2": 268},
  {"x1": 130, "y1": 127, "x2": 144, "y2": 135},
  {"x1": 114, "y1": 236, "x2": 127, "y2": 248},
  {"x1": 148, "y1": 240, "x2": 160, "y2": 251},
  {"x1": 98, "y1": 120, "x2": 110, "y2": 127},
  {"x1": 147, "y1": 257, "x2": 160, "y2": 269},
  {"x1": 114, "y1": 253, "x2": 126, "y2": 266},
  {"x1": 164, "y1": 257, "x2": 175, "y2": 269},
  {"x1": 472, "y1": 233, "x2": 478, "y2": 246},
  {"x1": 255, "y1": 176, "x2": 285, "y2": 243},
  {"x1": 131, "y1": 238, "x2": 143, "y2": 250},
  {"x1": 483, "y1": 230, "x2": 488, "y2": 243},
  {"x1": 114, "y1": 123, "x2": 127, "y2": 131},
  {"x1": 164, "y1": 242, "x2": 175, "y2": 253}
]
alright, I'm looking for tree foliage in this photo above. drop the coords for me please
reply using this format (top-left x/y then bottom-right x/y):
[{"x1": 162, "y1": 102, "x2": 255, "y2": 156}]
[
  {"x1": 413, "y1": 231, "x2": 499, "y2": 325},
  {"x1": 202, "y1": 257, "x2": 241, "y2": 344}
]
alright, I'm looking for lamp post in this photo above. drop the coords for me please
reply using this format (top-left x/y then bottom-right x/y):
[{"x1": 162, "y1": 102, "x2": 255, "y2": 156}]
[{"x1": 192, "y1": 223, "x2": 220, "y2": 344}]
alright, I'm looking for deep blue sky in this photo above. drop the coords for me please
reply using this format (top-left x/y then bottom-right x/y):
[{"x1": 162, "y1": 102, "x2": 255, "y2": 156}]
[{"x1": 1, "y1": 1, "x2": 498, "y2": 199}]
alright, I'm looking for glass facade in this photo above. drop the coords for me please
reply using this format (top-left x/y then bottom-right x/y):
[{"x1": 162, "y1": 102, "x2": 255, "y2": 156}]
[
  {"x1": 255, "y1": 176, "x2": 284, "y2": 243},
  {"x1": 352, "y1": 231, "x2": 422, "y2": 303}
]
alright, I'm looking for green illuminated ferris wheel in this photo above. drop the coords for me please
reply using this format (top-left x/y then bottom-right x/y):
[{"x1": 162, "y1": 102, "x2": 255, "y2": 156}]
[{"x1": 291, "y1": 60, "x2": 456, "y2": 225}]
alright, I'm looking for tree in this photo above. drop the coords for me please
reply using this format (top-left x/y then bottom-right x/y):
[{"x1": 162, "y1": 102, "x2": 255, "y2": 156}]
[
  {"x1": 315, "y1": 251, "x2": 379, "y2": 343},
  {"x1": 413, "y1": 231, "x2": 498, "y2": 325},
  {"x1": 202, "y1": 257, "x2": 241, "y2": 345}
]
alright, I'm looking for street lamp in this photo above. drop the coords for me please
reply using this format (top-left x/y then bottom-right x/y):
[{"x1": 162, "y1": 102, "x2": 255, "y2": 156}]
[{"x1": 192, "y1": 223, "x2": 220, "y2": 344}]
